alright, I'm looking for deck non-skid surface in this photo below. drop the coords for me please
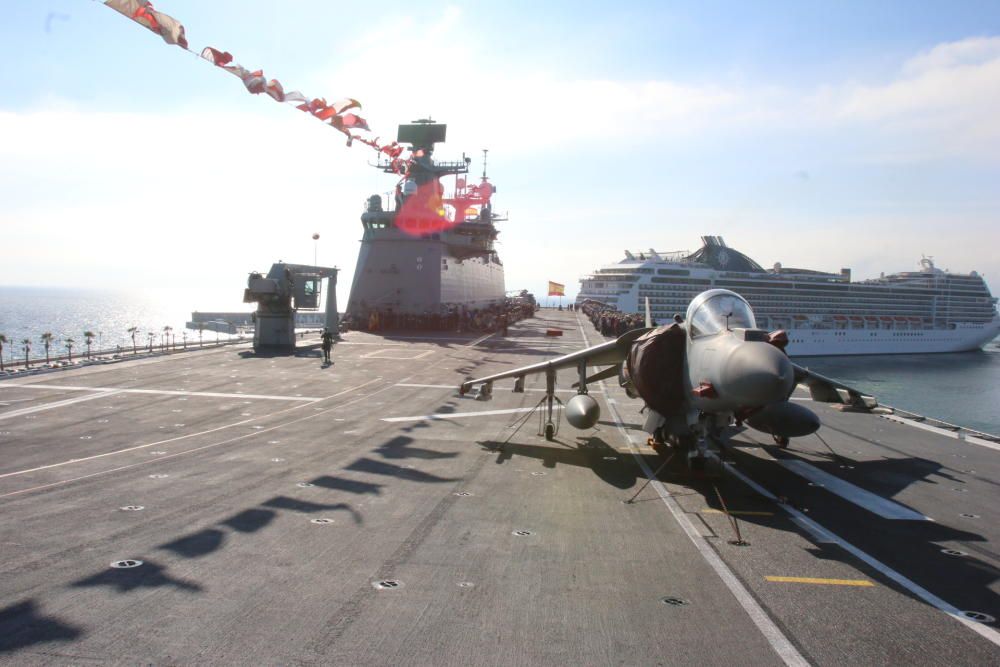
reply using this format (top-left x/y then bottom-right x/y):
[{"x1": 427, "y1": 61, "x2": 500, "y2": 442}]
[{"x1": 0, "y1": 312, "x2": 997, "y2": 665}]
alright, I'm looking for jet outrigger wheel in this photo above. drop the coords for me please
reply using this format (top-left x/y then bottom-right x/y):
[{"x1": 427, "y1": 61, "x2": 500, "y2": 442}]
[{"x1": 772, "y1": 434, "x2": 790, "y2": 448}]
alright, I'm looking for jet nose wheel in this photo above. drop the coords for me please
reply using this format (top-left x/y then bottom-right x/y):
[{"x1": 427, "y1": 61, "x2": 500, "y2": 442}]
[
  {"x1": 773, "y1": 434, "x2": 790, "y2": 448},
  {"x1": 688, "y1": 453, "x2": 724, "y2": 478},
  {"x1": 544, "y1": 423, "x2": 555, "y2": 441}
]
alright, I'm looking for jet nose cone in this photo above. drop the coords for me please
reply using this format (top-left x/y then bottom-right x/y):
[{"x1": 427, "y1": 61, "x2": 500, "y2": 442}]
[{"x1": 720, "y1": 343, "x2": 795, "y2": 406}]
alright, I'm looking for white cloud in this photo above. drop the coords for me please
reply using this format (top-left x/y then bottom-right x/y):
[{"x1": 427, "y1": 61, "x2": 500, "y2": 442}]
[
  {"x1": 802, "y1": 37, "x2": 1000, "y2": 159},
  {"x1": 2, "y1": 10, "x2": 999, "y2": 300},
  {"x1": 321, "y1": 12, "x2": 1000, "y2": 163},
  {"x1": 903, "y1": 36, "x2": 1000, "y2": 75}
]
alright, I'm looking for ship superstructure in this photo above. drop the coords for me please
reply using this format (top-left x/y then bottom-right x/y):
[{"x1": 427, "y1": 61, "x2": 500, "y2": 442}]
[
  {"x1": 577, "y1": 236, "x2": 1000, "y2": 356},
  {"x1": 346, "y1": 120, "x2": 505, "y2": 320}
]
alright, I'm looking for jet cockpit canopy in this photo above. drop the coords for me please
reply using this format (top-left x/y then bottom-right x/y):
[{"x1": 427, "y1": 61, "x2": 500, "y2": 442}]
[{"x1": 687, "y1": 289, "x2": 756, "y2": 338}]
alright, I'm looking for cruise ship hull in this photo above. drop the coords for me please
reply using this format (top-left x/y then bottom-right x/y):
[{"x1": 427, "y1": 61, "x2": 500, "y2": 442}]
[
  {"x1": 785, "y1": 319, "x2": 1000, "y2": 356},
  {"x1": 578, "y1": 237, "x2": 1000, "y2": 357}
]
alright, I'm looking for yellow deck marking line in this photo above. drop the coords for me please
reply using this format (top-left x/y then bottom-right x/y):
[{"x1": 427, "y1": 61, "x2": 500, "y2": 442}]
[
  {"x1": 765, "y1": 576, "x2": 874, "y2": 587},
  {"x1": 701, "y1": 509, "x2": 774, "y2": 516}
]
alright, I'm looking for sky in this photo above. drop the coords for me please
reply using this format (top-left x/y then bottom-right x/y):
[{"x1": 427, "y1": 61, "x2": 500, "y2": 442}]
[{"x1": 2, "y1": 0, "x2": 999, "y2": 310}]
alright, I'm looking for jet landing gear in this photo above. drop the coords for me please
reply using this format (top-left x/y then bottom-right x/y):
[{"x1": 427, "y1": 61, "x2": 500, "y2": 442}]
[
  {"x1": 687, "y1": 421, "x2": 725, "y2": 478},
  {"x1": 541, "y1": 367, "x2": 560, "y2": 441},
  {"x1": 772, "y1": 434, "x2": 790, "y2": 448},
  {"x1": 512, "y1": 367, "x2": 562, "y2": 441}
]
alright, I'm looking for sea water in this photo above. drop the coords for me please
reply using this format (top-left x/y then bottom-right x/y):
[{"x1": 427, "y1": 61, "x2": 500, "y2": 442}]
[
  {"x1": 0, "y1": 285, "x2": 248, "y2": 361},
  {"x1": 794, "y1": 349, "x2": 1000, "y2": 435}
]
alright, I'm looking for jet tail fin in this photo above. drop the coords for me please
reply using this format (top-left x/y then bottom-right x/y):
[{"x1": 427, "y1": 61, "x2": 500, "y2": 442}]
[{"x1": 644, "y1": 297, "x2": 652, "y2": 328}]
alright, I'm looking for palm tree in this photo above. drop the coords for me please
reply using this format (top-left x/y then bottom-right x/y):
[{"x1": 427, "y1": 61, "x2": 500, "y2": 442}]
[
  {"x1": 0, "y1": 334, "x2": 7, "y2": 372},
  {"x1": 163, "y1": 325, "x2": 173, "y2": 351},
  {"x1": 21, "y1": 339, "x2": 31, "y2": 369},
  {"x1": 127, "y1": 326, "x2": 138, "y2": 354},
  {"x1": 182, "y1": 331, "x2": 188, "y2": 349},
  {"x1": 65, "y1": 338, "x2": 75, "y2": 363},
  {"x1": 84, "y1": 331, "x2": 95, "y2": 359},
  {"x1": 147, "y1": 332, "x2": 155, "y2": 352},
  {"x1": 40, "y1": 332, "x2": 54, "y2": 364},
  {"x1": 197, "y1": 323, "x2": 205, "y2": 347}
]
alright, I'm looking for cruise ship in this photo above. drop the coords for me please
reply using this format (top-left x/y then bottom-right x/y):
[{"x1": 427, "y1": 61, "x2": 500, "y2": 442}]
[{"x1": 577, "y1": 236, "x2": 1000, "y2": 356}]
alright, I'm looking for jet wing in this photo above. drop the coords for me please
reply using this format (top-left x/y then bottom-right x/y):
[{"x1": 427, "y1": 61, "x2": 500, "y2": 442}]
[
  {"x1": 459, "y1": 327, "x2": 652, "y2": 394},
  {"x1": 793, "y1": 364, "x2": 877, "y2": 408}
]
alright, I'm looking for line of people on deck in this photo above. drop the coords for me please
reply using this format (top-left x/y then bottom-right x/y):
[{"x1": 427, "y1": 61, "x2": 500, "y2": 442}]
[
  {"x1": 344, "y1": 300, "x2": 536, "y2": 334},
  {"x1": 581, "y1": 302, "x2": 651, "y2": 337}
]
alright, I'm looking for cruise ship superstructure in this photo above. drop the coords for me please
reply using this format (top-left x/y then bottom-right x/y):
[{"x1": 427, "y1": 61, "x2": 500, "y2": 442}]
[{"x1": 577, "y1": 236, "x2": 1000, "y2": 356}]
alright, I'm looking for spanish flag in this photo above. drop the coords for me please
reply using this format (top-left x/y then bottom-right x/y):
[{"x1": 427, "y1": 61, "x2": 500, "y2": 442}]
[{"x1": 548, "y1": 281, "x2": 565, "y2": 296}]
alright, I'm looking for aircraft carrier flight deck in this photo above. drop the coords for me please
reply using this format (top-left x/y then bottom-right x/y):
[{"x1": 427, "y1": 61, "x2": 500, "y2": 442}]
[{"x1": 0, "y1": 310, "x2": 998, "y2": 665}]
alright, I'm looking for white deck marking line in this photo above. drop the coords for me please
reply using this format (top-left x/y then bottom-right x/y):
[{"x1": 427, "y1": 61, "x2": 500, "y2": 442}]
[
  {"x1": 883, "y1": 415, "x2": 1000, "y2": 452},
  {"x1": 575, "y1": 317, "x2": 809, "y2": 667},
  {"x1": 0, "y1": 390, "x2": 124, "y2": 421},
  {"x1": 726, "y1": 464, "x2": 1000, "y2": 648},
  {"x1": 463, "y1": 332, "x2": 495, "y2": 347},
  {"x1": 0, "y1": 377, "x2": 394, "y2": 500},
  {"x1": 347, "y1": 334, "x2": 483, "y2": 342},
  {"x1": 336, "y1": 341, "x2": 408, "y2": 346},
  {"x1": 382, "y1": 406, "x2": 564, "y2": 423},
  {"x1": 965, "y1": 435, "x2": 1000, "y2": 452},
  {"x1": 1, "y1": 383, "x2": 321, "y2": 402},
  {"x1": 885, "y1": 415, "x2": 963, "y2": 439},
  {"x1": 394, "y1": 383, "x2": 604, "y2": 394},
  {"x1": 0, "y1": 378, "x2": 383, "y2": 482},
  {"x1": 778, "y1": 459, "x2": 932, "y2": 521},
  {"x1": 361, "y1": 349, "x2": 435, "y2": 360}
]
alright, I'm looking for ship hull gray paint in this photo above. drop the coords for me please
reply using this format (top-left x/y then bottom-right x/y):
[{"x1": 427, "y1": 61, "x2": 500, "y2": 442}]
[{"x1": 347, "y1": 228, "x2": 505, "y2": 315}]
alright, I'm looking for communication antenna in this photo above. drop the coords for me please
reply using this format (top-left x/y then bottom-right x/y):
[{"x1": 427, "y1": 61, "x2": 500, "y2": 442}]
[{"x1": 482, "y1": 149, "x2": 489, "y2": 179}]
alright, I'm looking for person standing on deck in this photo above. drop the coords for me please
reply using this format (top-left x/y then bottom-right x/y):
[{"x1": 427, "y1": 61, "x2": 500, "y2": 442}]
[{"x1": 321, "y1": 328, "x2": 335, "y2": 364}]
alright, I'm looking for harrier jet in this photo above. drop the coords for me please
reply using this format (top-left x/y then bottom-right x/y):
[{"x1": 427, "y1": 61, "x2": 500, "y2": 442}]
[{"x1": 459, "y1": 289, "x2": 875, "y2": 472}]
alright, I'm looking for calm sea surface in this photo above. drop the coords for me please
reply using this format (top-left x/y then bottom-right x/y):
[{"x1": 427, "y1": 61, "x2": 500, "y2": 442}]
[
  {"x1": 2, "y1": 286, "x2": 998, "y2": 434},
  {"x1": 0, "y1": 286, "x2": 248, "y2": 361},
  {"x1": 792, "y1": 349, "x2": 1000, "y2": 435}
]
